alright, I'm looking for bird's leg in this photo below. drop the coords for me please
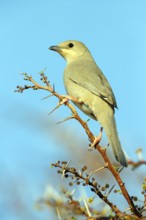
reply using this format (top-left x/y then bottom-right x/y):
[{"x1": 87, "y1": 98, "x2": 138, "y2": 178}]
[
  {"x1": 60, "y1": 95, "x2": 82, "y2": 105},
  {"x1": 89, "y1": 127, "x2": 103, "y2": 149}
]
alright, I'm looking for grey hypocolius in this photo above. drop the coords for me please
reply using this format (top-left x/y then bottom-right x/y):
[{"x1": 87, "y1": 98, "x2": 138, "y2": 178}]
[{"x1": 49, "y1": 40, "x2": 127, "y2": 167}]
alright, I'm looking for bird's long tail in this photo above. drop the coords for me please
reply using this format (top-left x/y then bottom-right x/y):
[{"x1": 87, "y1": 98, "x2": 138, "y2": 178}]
[{"x1": 100, "y1": 114, "x2": 127, "y2": 167}]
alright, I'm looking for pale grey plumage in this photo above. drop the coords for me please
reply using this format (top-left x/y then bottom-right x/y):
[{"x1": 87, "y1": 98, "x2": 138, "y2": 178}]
[{"x1": 49, "y1": 40, "x2": 127, "y2": 167}]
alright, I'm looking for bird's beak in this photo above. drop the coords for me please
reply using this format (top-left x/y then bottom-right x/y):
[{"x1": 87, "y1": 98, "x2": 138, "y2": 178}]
[{"x1": 49, "y1": 45, "x2": 61, "y2": 52}]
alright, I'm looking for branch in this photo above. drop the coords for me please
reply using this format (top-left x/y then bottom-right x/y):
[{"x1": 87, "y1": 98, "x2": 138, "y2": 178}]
[
  {"x1": 128, "y1": 160, "x2": 146, "y2": 170},
  {"x1": 51, "y1": 161, "x2": 137, "y2": 219},
  {"x1": 15, "y1": 71, "x2": 142, "y2": 218}
]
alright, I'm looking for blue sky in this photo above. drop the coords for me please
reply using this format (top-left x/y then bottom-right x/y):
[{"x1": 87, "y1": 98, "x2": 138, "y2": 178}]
[{"x1": 0, "y1": 1, "x2": 146, "y2": 219}]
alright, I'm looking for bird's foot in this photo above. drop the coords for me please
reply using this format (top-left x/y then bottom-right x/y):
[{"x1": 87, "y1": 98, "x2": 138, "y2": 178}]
[
  {"x1": 89, "y1": 127, "x2": 103, "y2": 150},
  {"x1": 60, "y1": 95, "x2": 82, "y2": 105}
]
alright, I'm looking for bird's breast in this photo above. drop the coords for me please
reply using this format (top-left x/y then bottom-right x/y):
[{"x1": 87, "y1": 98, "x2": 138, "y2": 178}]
[{"x1": 63, "y1": 71, "x2": 96, "y2": 120}]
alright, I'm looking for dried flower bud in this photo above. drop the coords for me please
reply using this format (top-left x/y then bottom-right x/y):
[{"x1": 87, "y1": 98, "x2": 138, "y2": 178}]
[
  {"x1": 81, "y1": 165, "x2": 87, "y2": 172},
  {"x1": 105, "y1": 184, "x2": 109, "y2": 188},
  {"x1": 93, "y1": 182, "x2": 97, "y2": 187}
]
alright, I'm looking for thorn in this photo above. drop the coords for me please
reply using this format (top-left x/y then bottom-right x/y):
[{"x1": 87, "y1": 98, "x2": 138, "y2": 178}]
[
  {"x1": 56, "y1": 116, "x2": 74, "y2": 124},
  {"x1": 88, "y1": 166, "x2": 106, "y2": 179},
  {"x1": 56, "y1": 207, "x2": 62, "y2": 220},
  {"x1": 83, "y1": 199, "x2": 91, "y2": 217},
  {"x1": 48, "y1": 97, "x2": 72, "y2": 116},
  {"x1": 62, "y1": 161, "x2": 71, "y2": 179},
  {"x1": 70, "y1": 189, "x2": 76, "y2": 196},
  {"x1": 118, "y1": 166, "x2": 125, "y2": 173},
  {"x1": 41, "y1": 94, "x2": 54, "y2": 100},
  {"x1": 48, "y1": 103, "x2": 60, "y2": 115},
  {"x1": 38, "y1": 68, "x2": 46, "y2": 75},
  {"x1": 53, "y1": 83, "x2": 55, "y2": 92},
  {"x1": 104, "y1": 143, "x2": 110, "y2": 151},
  {"x1": 107, "y1": 184, "x2": 115, "y2": 196}
]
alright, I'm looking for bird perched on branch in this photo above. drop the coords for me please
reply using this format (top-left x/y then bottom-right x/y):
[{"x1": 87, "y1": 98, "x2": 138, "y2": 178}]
[{"x1": 49, "y1": 40, "x2": 127, "y2": 167}]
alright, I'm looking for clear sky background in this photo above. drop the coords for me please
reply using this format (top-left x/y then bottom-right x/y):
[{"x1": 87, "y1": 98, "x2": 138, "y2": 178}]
[{"x1": 0, "y1": 1, "x2": 146, "y2": 219}]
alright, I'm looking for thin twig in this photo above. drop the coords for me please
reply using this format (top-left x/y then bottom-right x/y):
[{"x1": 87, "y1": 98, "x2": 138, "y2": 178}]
[
  {"x1": 128, "y1": 160, "x2": 146, "y2": 170},
  {"x1": 88, "y1": 166, "x2": 106, "y2": 179}
]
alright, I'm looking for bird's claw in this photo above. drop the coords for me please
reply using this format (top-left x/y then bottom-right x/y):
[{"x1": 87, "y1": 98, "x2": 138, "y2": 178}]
[
  {"x1": 89, "y1": 127, "x2": 103, "y2": 151},
  {"x1": 60, "y1": 95, "x2": 82, "y2": 105},
  {"x1": 59, "y1": 97, "x2": 69, "y2": 105}
]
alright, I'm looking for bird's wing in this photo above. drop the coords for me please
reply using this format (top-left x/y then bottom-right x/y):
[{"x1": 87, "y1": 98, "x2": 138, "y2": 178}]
[{"x1": 68, "y1": 61, "x2": 118, "y2": 109}]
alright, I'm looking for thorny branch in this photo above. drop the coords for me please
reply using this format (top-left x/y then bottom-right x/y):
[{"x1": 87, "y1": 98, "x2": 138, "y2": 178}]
[
  {"x1": 51, "y1": 161, "x2": 142, "y2": 219},
  {"x1": 39, "y1": 186, "x2": 115, "y2": 219},
  {"x1": 15, "y1": 71, "x2": 146, "y2": 219}
]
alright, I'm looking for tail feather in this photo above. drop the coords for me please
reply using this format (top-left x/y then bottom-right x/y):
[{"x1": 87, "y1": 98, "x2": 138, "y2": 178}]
[{"x1": 100, "y1": 114, "x2": 127, "y2": 167}]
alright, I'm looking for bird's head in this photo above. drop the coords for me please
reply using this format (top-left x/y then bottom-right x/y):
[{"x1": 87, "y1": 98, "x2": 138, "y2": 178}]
[{"x1": 49, "y1": 40, "x2": 91, "y2": 63}]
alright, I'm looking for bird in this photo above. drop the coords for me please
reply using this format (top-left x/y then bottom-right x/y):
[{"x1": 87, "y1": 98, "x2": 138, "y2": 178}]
[{"x1": 49, "y1": 40, "x2": 127, "y2": 167}]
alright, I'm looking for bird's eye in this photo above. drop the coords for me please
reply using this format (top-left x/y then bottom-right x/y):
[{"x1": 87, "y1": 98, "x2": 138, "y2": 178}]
[{"x1": 68, "y1": 43, "x2": 74, "y2": 48}]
